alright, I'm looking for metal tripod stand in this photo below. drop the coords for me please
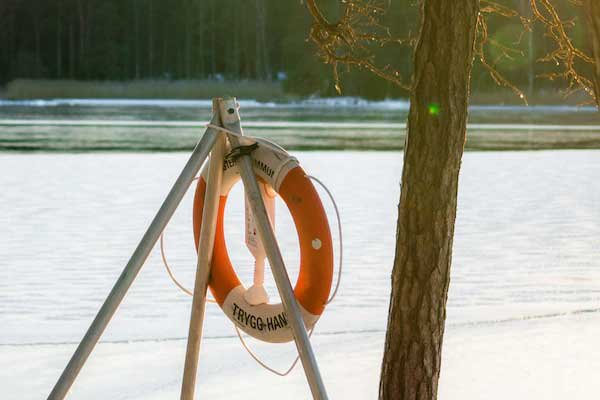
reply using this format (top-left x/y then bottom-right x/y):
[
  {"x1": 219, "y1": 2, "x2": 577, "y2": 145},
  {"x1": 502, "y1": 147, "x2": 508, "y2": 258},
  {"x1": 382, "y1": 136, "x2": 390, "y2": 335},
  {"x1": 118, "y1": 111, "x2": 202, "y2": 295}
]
[{"x1": 47, "y1": 97, "x2": 328, "y2": 400}]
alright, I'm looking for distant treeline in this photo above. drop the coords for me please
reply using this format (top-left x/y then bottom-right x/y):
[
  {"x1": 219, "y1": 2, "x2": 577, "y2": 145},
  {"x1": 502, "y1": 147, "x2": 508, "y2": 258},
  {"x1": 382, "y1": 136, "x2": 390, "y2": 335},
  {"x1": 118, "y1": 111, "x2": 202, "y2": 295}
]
[{"x1": 0, "y1": 0, "x2": 591, "y2": 99}]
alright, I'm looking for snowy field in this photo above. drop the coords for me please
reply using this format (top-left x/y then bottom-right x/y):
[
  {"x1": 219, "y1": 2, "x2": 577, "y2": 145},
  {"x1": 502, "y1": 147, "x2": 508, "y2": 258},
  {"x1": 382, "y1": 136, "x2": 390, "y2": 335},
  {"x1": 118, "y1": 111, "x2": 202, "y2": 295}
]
[
  {"x1": 2, "y1": 150, "x2": 600, "y2": 399},
  {"x1": 3, "y1": 312, "x2": 599, "y2": 399}
]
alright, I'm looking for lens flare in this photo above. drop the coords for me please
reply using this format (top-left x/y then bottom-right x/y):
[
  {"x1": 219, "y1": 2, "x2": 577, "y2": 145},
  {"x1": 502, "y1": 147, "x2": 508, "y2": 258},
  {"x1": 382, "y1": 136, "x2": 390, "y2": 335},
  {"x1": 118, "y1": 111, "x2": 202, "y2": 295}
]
[{"x1": 428, "y1": 103, "x2": 440, "y2": 116}]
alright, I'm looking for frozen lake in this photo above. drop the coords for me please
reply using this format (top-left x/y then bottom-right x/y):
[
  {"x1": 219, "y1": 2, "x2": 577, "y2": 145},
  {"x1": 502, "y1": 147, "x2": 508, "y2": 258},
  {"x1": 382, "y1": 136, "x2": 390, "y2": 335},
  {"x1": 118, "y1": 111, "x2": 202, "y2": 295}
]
[
  {"x1": 1, "y1": 98, "x2": 599, "y2": 150},
  {"x1": 3, "y1": 150, "x2": 600, "y2": 344},
  {"x1": 1, "y1": 150, "x2": 600, "y2": 399},
  {"x1": 1, "y1": 99, "x2": 599, "y2": 399}
]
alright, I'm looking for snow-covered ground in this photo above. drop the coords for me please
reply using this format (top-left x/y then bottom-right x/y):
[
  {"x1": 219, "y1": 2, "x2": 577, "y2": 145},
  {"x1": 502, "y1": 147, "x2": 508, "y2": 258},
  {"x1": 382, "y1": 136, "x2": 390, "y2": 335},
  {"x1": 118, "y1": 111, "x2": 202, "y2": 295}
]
[
  {"x1": 2, "y1": 150, "x2": 599, "y2": 399},
  {"x1": 3, "y1": 312, "x2": 599, "y2": 399}
]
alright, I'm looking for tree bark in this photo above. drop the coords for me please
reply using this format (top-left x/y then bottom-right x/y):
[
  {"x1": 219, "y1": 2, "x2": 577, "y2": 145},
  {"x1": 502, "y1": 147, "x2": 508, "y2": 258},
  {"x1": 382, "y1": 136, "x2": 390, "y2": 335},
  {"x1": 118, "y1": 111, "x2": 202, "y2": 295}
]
[
  {"x1": 584, "y1": 0, "x2": 600, "y2": 108},
  {"x1": 148, "y1": 0, "x2": 154, "y2": 78},
  {"x1": 77, "y1": 0, "x2": 85, "y2": 76},
  {"x1": 196, "y1": 0, "x2": 204, "y2": 77},
  {"x1": 56, "y1": 2, "x2": 62, "y2": 79},
  {"x1": 255, "y1": 0, "x2": 270, "y2": 79},
  {"x1": 184, "y1": 0, "x2": 192, "y2": 79},
  {"x1": 379, "y1": 1, "x2": 479, "y2": 399},
  {"x1": 210, "y1": 0, "x2": 216, "y2": 77},
  {"x1": 228, "y1": 6, "x2": 238, "y2": 78},
  {"x1": 33, "y1": 12, "x2": 41, "y2": 77},
  {"x1": 69, "y1": 21, "x2": 75, "y2": 78},
  {"x1": 133, "y1": 0, "x2": 140, "y2": 79}
]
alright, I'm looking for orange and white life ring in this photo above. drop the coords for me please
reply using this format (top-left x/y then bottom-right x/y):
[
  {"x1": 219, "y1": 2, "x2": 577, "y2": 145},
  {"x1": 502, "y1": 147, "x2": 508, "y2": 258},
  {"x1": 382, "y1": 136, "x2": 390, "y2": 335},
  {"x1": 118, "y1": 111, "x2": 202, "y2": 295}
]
[{"x1": 192, "y1": 138, "x2": 334, "y2": 343}]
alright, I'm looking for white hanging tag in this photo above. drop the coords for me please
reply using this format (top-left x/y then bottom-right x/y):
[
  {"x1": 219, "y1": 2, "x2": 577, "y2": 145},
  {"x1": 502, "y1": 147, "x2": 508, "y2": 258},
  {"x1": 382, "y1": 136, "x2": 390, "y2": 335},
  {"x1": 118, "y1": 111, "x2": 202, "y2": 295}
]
[{"x1": 244, "y1": 182, "x2": 276, "y2": 306}]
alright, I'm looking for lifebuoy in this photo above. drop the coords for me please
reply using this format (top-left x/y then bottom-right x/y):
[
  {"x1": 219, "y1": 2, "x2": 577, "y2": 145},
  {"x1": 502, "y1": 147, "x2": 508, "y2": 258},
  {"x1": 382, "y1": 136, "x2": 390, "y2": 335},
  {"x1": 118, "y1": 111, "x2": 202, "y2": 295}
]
[{"x1": 193, "y1": 138, "x2": 334, "y2": 343}]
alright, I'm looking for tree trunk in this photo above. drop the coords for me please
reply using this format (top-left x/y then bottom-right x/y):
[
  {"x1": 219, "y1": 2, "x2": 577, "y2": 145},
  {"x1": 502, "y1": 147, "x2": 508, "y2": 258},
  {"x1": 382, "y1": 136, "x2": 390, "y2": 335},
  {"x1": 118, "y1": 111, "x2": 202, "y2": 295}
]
[
  {"x1": 255, "y1": 0, "x2": 270, "y2": 79},
  {"x1": 379, "y1": 0, "x2": 479, "y2": 399},
  {"x1": 69, "y1": 22, "x2": 75, "y2": 78},
  {"x1": 584, "y1": 0, "x2": 600, "y2": 107},
  {"x1": 162, "y1": 22, "x2": 167, "y2": 77},
  {"x1": 230, "y1": 4, "x2": 240, "y2": 77},
  {"x1": 197, "y1": 0, "x2": 205, "y2": 78},
  {"x1": 210, "y1": 0, "x2": 216, "y2": 77},
  {"x1": 148, "y1": 0, "x2": 154, "y2": 78},
  {"x1": 77, "y1": 0, "x2": 85, "y2": 77},
  {"x1": 56, "y1": 2, "x2": 62, "y2": 79},
  {"x1": 33, "y1": 14, "x2": 41, "y2": 77},
  {"x1": 133, "y1": 0, "x2": 140, "y2": 79}
]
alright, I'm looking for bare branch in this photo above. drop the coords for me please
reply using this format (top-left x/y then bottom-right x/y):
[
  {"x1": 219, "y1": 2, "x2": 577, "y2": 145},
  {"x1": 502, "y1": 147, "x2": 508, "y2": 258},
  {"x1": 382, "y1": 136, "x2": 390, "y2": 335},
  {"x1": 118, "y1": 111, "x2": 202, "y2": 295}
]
[
  {"x1": 476, "y1": 1, "x2": 529, "y2": 103},
  {"x1": 305, "y1": 0, "x2": 412, "y2": 93},
  {"x1": 530, "y1": 0, "x2": 596, "y2": 102},
  {"x1": 305, "y1": 0, "x2": 597, "y2": 105}
]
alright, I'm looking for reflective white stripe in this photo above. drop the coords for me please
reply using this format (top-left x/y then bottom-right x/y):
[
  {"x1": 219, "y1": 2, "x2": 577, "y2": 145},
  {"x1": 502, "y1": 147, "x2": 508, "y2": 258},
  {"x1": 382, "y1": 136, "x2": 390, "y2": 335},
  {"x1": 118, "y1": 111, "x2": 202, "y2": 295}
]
[
  {"x1": 201, "y1": 137, "x2": 298, "y2": 196},
  {"x1": 222, "y1": 286, "x2": 319, "y2": 343}
]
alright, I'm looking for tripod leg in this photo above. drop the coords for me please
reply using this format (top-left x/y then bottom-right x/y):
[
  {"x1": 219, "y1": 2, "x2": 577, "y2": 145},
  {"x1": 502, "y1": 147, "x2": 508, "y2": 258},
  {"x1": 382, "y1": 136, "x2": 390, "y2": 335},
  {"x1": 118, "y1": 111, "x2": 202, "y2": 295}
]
[
  {"x1": 47, "y1": 121, "x2": 220, "y2": 400},
  {"x1": 218, "y1": 98, "x2": 329, "y2": 400},
  {"x1": 180, "y1": 132, "x2": 225, "y2": 400}
]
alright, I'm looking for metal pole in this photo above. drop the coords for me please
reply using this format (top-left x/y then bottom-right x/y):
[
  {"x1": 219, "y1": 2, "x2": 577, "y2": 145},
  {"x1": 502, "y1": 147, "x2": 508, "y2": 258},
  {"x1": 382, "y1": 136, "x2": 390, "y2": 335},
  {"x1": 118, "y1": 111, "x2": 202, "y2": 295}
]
[
  {"x1": 180, "y1": 109, "x2": 225, "y2": 400},
  {"x1": 217, "y1": 98, "x2": 329, "y2": 400},
  {"x1": 47, "y1": 114, "x2": 221, "y2": 400}
]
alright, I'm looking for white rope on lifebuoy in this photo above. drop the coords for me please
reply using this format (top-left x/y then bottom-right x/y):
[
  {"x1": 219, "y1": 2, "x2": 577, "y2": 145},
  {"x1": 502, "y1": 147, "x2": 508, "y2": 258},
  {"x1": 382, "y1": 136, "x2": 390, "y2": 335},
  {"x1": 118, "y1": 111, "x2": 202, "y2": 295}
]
[
  {"x1": 206, "y1": 123, "x2": 244, "y2": 138},
  {"x1": 307, "y1": 174, "x2": 343, "y2": 305},
  {"x1": 234, "y1": 324, "x2": 314, "y2": 376},
  {"x1": 159, "y1": 176, "x2": 218, "y2": 303}
]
